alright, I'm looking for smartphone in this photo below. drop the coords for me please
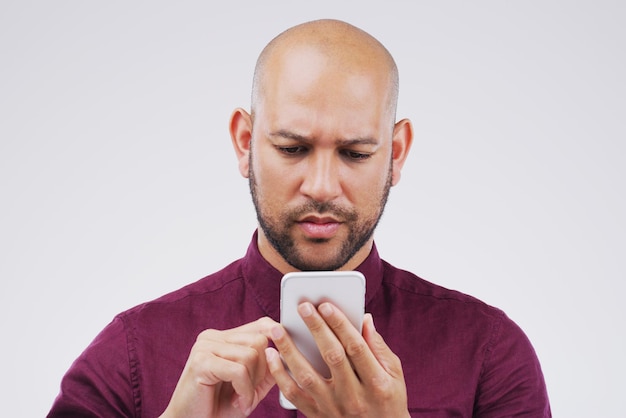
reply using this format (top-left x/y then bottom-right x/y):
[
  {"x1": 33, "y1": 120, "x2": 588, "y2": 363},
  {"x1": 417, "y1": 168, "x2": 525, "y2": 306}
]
[{"x1": 279, "y1": 271, "x2": 366, "y2": 409}]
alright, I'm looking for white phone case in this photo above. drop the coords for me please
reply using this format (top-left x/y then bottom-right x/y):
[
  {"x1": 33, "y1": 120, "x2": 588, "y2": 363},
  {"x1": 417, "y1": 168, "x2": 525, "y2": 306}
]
[{"x1": 279, "y1": 271, "x2": 366, "y2": 409}]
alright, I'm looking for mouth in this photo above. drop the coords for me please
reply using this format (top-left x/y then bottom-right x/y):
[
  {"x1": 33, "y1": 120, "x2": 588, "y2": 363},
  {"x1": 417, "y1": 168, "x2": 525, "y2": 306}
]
[{"x1": 297, "y1": 215, "x2": 342, "y2": 239}]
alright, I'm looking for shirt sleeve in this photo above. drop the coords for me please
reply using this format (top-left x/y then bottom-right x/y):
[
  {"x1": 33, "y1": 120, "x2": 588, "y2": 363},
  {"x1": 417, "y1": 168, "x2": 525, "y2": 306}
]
[
  {"x1": 473, "y1": 313, "x2": 551, "y2": 417},
  {"x1": 47, "y1": 316, "x2": 139, "y2": 417}
]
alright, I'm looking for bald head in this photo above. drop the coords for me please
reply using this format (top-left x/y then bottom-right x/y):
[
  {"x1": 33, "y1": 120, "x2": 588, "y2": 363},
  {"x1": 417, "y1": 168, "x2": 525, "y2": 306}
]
[
  {"x1": 251, "y1": 19, "x2": 399, "y2": 122},
  {"x1": 229, "y1": 19, "x2": 413, "y2": 272}
]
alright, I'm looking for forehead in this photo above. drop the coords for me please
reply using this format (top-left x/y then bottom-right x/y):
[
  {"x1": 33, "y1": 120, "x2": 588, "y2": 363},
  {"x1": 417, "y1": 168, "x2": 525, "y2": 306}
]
[{"x1": 256, "y1": 46, "x2": 394, "y2": 136}]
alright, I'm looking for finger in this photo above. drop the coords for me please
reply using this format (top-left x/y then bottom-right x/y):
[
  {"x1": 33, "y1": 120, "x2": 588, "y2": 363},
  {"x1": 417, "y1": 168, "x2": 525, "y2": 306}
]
[
  {"x1": 232, "y1": 360, "x2": 277, "y2": 417},
  {"x1": 229, "y1": 344, "x2": 277, "y2": 416},
  {"x1": 195, "y1": 330, "x2": 272, "y2": 413},
  {"x1": 255, "y1": 360, "x2": 277, "y2": 401},
  {"x1": 198, "y1": 330, "x2": 270, "y2": 388},
  {"x1": 230, "y1": 316, "x2": 279, "y2": 336},
  {"x1": 193, "y1": 350, "x2": 257, "y2": 412},
  {"x1": 362, "y1": 313, "x2": 404, "y2": 379},
  {"x1": 199, "y1": 324, "x2": 270, "y2": 352},
  {"x1": 268, "y1": 324, "x2": 324, "y2": 398},
  {"x1": 317, "y1": 303, "x2": 385, "y2": 381},
  {"x1": 265, "y1": 346, "x2": 313, "y2": 408},
  {"x1": 196, "y1": 340, "x2": 262, "y2": 380},
  {"x1": 297, "y1": 302, "x2": 359, "y2": 385}
]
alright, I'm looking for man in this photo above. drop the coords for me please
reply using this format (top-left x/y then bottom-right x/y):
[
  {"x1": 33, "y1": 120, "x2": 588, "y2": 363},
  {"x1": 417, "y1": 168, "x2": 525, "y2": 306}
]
[{"x1": 49, "y1": 19, "x2": 550, "y2": 417}]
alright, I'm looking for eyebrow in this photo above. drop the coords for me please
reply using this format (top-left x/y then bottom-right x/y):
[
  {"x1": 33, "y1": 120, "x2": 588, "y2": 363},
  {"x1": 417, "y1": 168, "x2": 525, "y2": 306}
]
[{"x1": 269, "y1": 130, "x2": 380, "y2": 146}]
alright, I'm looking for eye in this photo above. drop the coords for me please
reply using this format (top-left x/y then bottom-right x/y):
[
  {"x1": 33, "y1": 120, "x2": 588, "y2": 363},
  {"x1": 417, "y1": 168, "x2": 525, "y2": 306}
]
[
  {"x1": 278, "y1": 146, "x2": 308, "y2": 155},
  {"x1": 342, "y1": 150, "x2": 372, "y2": 161}
]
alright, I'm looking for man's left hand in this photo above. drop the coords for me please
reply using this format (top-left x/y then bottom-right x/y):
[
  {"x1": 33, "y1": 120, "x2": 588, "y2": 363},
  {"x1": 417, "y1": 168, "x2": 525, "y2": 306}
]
[{"x1": 264, "y1": 302, "x2": 409, "y2": 417}]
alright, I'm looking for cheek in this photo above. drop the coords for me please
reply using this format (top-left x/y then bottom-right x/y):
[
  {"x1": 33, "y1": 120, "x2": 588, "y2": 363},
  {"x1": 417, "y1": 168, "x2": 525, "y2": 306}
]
[
  {"x1": 347, "y1": 163, "x2": 389, "y2": 197},
  {"x1": 253, "y1": 156, "x2": 297, "y2": 199}
]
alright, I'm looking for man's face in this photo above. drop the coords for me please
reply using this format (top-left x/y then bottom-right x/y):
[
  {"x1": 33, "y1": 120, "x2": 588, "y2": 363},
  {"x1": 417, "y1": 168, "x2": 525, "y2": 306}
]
[{"x1": 248, "y1": 47, "x2": 396, "y2": 271}]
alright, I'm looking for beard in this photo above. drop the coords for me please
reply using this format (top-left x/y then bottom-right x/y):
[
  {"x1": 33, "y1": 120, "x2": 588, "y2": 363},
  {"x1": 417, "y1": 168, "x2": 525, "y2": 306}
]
[{"x1": 249, "y1": 155, "x2": 392, "y2": 271}]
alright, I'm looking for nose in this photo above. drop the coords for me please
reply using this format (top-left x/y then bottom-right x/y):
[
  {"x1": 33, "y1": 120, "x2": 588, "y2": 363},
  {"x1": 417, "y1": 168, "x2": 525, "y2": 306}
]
[{"x1": 299, "y1": 152, "x2": 342, "y2": 203}]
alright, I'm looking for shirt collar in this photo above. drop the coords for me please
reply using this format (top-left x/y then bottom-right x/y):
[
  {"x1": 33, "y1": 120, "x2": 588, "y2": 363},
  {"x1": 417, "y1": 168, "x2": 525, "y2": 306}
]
[{"x1": 242, "y1": 230, "x2": 384, "y2": 321}]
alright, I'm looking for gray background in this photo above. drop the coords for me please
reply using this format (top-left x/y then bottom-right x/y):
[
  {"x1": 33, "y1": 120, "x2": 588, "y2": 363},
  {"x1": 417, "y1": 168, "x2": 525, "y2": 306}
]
[{"x1": 1, "y1": 1, "x2": 624, "y2": 416}]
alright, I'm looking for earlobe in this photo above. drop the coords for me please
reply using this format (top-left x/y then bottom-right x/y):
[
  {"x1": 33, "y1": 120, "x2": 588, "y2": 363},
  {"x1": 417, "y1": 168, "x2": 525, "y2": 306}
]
[
  {"x1": 229, "y1": 108, "x2": 253, "y2": 178},
  {"x1": 391, "y1": 118, "x2": 413, "y2": 186}
]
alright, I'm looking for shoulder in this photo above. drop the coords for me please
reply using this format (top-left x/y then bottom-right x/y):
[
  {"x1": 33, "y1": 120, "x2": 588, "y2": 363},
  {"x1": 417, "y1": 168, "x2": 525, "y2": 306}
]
[
  {"x1": 379, "y1": 260, "x2": 550, "y2": 416},
  {"x1": 379, "y1": 261, "x2": 540, "y2": 348},
  {"x1": 380, "y1": 259, "x2": 503, "y2": 319},
  {"x1": 118, "y1": 258, "x2": 245, "y2": 320}
]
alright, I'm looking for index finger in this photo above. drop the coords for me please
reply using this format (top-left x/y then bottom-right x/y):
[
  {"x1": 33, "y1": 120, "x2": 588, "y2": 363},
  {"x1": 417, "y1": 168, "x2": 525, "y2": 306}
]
[
  {"x1": 230, "y1": 317, "x2": 279, "y2": 336},
  {"x1": 316, "y1": 302, "x2": 385, "y2": 380}
]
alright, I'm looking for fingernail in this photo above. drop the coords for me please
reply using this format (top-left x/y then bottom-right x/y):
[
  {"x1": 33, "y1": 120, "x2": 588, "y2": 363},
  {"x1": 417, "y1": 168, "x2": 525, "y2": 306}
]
[
  {"x1": 271, "y1": 325, "x2": 284, "y2": 340},
  {"x1": 298, "y1": 302, "x2": 314, "y2": 317},
  {"x1": 319, "y1": 302, "x2": 333, "y2": 317},
  {"x1": 265, "y1": 347, "x2": 277, "y2": 362}
]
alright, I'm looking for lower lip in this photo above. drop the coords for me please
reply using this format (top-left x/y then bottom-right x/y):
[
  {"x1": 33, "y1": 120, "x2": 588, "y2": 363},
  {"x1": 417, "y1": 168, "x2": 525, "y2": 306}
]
[{"x1": 298, "y1": 222, "x2": 341, "y2": 239}]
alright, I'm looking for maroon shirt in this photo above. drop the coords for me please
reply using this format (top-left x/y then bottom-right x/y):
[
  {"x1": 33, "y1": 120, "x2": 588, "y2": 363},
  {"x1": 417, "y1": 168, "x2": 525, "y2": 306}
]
[{"x1": 49, "y1": 233, "x2": 550, "y2": 417}]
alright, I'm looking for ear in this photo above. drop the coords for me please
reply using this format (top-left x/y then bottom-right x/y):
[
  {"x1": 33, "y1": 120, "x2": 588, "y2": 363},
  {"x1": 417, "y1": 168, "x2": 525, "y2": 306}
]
[
  {"x1": 229, "y1": 108, "x2": 253, "y2": 178},
  {"x1": 390, "y1": 118, "x2": 413, "y2": 186}
]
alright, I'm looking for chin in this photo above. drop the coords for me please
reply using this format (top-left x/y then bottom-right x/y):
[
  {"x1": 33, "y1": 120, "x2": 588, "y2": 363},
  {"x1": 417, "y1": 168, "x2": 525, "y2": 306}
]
[{"x1": 294, "y1": 251, "x2": 348, "y2": 272}]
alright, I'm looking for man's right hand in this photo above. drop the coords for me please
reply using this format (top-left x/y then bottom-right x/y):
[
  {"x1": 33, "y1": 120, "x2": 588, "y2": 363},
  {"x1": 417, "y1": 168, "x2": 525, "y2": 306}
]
[{"x1": 159, "y1": 317, "x2": 278, "y2": 418}]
